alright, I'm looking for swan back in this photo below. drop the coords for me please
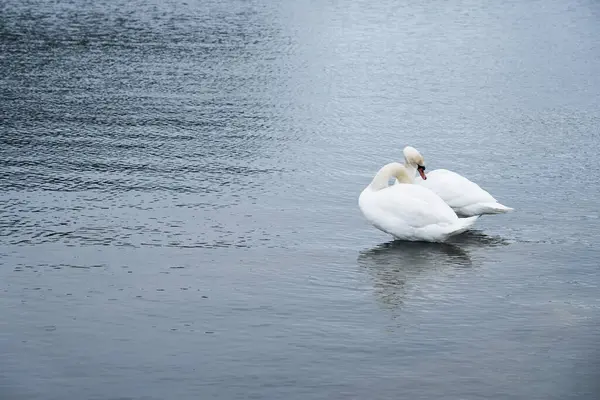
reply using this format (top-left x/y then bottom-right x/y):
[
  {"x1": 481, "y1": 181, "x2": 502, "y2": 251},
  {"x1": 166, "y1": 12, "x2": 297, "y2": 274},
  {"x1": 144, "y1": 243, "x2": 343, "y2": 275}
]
[
  {"x1": 417, "y1": 169, "x2": 513, "y2": 216},
  {"x1": 399, "y1": 146, "x2": 513, "y2": 217}
]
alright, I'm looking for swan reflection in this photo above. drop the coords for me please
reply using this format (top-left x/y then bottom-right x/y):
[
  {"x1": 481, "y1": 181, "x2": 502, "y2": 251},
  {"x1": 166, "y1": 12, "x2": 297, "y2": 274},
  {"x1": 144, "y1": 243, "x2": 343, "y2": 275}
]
[
  {"x1": 447, "y1": 229, "x2": 511, "y2": 247},
  {"x1": 357, "y1": 240, "x2": 473, "y2": 310},
  {"x1": 357, "y1": 231, "x2": 509, "y2": 311}
]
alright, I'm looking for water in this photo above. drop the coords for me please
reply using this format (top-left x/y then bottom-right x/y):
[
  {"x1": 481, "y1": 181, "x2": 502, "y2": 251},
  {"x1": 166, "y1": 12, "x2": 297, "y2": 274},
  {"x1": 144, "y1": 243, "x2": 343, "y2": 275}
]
[{"x1": 1, "y1": 0, "x2": 599, "y2": 398}]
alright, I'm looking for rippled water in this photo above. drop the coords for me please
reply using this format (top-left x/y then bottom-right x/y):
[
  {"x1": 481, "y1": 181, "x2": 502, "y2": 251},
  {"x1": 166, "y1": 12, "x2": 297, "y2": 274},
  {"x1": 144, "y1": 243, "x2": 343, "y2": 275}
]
[{"x1": 1, "y1": 0, "x2": 600, "y2": 399}]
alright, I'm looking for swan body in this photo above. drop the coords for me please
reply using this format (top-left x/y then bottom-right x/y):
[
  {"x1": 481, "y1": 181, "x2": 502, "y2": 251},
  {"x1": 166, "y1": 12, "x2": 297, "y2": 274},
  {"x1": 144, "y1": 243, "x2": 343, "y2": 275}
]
[
  {"x1": 359, "y1": 162, "x2": 478, "y2": 242},
  {"x1": 396, "y1": 146, "x2": 513, "y2": 217},
  {"x1": 416, "y1": 169, "x2": 513, "y2": 217}
]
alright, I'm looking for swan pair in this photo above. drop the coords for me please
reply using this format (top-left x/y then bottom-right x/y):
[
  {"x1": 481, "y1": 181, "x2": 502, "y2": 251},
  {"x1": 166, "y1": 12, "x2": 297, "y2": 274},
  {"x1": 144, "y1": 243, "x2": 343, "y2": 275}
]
[{"x1": 359, "y1": 146, "x2": 513, "y2": 242}]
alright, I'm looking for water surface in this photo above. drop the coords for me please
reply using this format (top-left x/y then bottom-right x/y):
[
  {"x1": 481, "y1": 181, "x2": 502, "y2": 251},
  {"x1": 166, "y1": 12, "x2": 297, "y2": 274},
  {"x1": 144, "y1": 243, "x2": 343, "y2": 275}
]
[{"x1": 1, "y1": 0, "x2": 599, "y2": 399}]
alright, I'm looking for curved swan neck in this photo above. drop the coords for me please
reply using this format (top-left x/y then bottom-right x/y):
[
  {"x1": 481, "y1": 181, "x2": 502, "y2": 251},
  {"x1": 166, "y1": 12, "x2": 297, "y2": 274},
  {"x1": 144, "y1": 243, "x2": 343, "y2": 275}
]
[
  {"x1": 403, "y1": 161, "x2": 417, "y2": 180},
  {"x1": 369, "y1": 162, "x2": 412, "y2": 191}
]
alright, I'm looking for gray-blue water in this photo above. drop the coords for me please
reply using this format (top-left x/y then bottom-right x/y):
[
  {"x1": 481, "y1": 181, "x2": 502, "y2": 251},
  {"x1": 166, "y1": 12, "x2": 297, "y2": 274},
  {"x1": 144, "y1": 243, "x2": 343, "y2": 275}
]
[{"x1": 1, "y1": 0, "x2": 599, "y2": 399}]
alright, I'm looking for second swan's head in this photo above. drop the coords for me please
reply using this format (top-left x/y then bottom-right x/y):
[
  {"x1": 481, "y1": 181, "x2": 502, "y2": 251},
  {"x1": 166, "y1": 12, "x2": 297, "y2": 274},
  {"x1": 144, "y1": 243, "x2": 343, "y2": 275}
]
[{"x1": 403, "y1": 146, "x2": 427, "y2": 180}]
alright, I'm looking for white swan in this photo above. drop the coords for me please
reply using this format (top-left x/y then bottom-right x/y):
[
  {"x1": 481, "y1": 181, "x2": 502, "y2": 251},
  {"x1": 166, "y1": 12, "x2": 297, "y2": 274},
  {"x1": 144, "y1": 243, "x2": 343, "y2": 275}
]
[
  {"x1": 359, "y1": 161, "x2": 478, "y2": 242},
  {"x1": 400, "y1": 147, "x2": 514, "y2": 217}
]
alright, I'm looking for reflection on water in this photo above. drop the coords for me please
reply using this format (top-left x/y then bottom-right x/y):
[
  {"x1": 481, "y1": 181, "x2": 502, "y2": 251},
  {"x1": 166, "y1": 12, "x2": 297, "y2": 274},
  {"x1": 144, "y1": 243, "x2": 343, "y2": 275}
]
[
  {"x1": 357, "y1": 240, "x2": 472, "y2": 309},
  {"x1": 357, "y1": 231, "x2": 509, "y2": 310},
  {"x1": 359, "y1": 240, "x2": 472, "y2": 266},
  {"x1": 448, "y1": 229, "x2": 512, "y2": 247}
]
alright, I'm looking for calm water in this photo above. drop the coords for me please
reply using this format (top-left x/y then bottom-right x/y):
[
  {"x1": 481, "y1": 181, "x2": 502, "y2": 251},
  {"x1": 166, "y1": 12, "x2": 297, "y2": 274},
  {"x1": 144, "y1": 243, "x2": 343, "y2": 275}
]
[{"x1": 1, "y1": 0, "x2": 600, "y2": 398}]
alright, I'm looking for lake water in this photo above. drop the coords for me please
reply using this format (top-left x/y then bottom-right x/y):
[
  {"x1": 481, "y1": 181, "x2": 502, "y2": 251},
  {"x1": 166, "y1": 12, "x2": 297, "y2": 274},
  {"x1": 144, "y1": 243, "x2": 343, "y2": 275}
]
[{"x1": 1, "y1": 0, "x2": 599, "y2": 399}]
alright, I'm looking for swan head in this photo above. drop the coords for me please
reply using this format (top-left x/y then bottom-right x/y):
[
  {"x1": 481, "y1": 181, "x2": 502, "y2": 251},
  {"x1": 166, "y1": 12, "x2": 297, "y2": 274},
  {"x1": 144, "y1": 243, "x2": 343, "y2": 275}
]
[{"x1": 403, "y1": 146, "x2": 427, "y2": 180}]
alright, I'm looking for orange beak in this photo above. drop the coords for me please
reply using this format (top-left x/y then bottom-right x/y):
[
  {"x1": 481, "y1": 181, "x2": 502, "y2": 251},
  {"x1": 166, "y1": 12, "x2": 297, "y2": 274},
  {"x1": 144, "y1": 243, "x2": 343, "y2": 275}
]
[{"x1": 417, "y1": 166, "x2": 427, "y2": 180}]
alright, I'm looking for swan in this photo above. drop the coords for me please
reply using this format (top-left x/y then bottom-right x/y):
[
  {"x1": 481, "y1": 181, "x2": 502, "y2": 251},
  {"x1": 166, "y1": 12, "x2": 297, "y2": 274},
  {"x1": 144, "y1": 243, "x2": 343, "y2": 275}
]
[
  {"x1": 399, "y1": 146, "x2": 514, "y2": 217},
  {"x1": 359, "y1": 161, "x2": 478, "y2": 242}
]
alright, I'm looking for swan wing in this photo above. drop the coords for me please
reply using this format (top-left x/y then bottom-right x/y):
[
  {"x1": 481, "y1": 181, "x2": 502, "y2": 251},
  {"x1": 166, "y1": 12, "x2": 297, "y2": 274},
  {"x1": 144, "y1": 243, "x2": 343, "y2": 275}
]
[
  {"x1": 365, "y1": 183, "x2": 458, "y2": 228},
  {"x1": 417, "y1": 169, "x2": 497, "y2": 211}
]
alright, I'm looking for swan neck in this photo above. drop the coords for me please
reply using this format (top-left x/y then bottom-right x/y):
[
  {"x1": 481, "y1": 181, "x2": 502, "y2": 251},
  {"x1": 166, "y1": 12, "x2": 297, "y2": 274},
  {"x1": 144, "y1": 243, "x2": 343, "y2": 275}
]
[
  {"x1": 369, "y1": 163, "x2": 406, "y2": 191},
  {"x1": 403, "y1": 161, "x2": 417, "y2": 182}
]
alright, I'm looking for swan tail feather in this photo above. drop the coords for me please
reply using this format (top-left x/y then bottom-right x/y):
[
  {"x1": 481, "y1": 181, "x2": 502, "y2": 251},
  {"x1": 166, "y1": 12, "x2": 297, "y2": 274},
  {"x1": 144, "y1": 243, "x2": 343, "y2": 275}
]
[
  {"x1": 457, "y1": 202, "x2": 514, "y2": 217},
  {"x1": 477, "y1": 202, "x2": 513, "y2": 214},
  {"x1": 442, "y1": 216, "x2": 479, "y2": 240}
]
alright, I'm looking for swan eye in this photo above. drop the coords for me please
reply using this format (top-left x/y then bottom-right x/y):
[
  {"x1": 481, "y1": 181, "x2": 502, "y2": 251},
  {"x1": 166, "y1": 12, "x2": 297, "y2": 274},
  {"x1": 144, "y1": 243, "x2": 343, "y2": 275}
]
[{"x1": 418, "y1": 165, "x2": 425, "y2": 170}]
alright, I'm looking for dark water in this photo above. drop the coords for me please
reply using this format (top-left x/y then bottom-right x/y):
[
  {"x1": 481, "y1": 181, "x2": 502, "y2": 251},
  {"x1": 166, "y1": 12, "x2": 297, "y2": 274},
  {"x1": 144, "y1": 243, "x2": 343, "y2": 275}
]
[{"x1": 1, "y1": 0, "x2": 600, "y2": 398}]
